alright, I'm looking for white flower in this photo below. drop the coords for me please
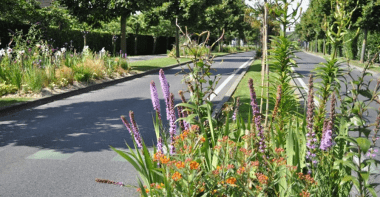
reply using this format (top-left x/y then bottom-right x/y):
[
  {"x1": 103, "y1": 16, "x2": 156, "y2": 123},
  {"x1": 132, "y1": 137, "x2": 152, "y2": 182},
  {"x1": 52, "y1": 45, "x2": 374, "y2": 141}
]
[
  {"x1": 0, "y1": 48, "x2": 5, "y2": 57},
  {"x1": 61, "y1": 47, "x2": 66, "y2": 53},
  {"x1": 55, "y1": 51, "x2": 62, "y2": 57},
  {"x1": 83, "y1": 45, "x2": 89, "y2": 51},
  {"x1": 18, "y1": 50, "x2": 25, "y2": 55},
  {"x1": 7, "y1": 47, "x2": 12, "y2": 54},
  {"x1": 100, "y1": 47, "x2": 105, "y2": 53}
]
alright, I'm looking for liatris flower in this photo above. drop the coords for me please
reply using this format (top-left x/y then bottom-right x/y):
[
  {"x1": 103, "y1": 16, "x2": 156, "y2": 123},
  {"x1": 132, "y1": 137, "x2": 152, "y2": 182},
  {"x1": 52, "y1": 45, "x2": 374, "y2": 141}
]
[
  {"x1": 157, "y1": 137, "x2": 163, "y2": 153},
  {"x1": 329, "y1": 93, "x2": 336, "y2": 131},
  {"x1": 305, "y1": 75, "x2": 318, "y2": 165},
  {"x1": 232, "y1": 97, "x2": 240, "y2": 121},
  {"x1": 159, "y1": 69, "x2": 170, "y2": 120},
  {"x1": 372, "y1": 105, "x2": 380, "y2": 144},
  {"x1": 306, "y1": 75, "x2": 314, "y2": 134},
  {"x1": 129, "y1": 111, "x2": 142, "y2": 149},
  {"x1": 95, "y1": 178, "x2": 125, "y2": 187},
  {"x1": 178, "y1": 90, "x2": 190, "y2": 130},
  {"x1": 168, "y1": 93, "x2": 177, "y2": 154},
  {"x1": 271, "y1": 85, "x2": 282, "y2": 124},
  {"x1": 150, "y1": 81, "x2": 161, "y2": 120},
  {"x1": 320, "y1": 120, "x2": 333, "y2": 151},
  {"x1": 120, "y1": 115, "x2": 132, "y2": 135},
  {"x1": 248, "y1": 78, "x2": 265, "y2": 152},
  {"x1": 178, "y1": 90, "x2": 187, "y2": 103},
  {"x1": 177, "y1": 106, "x2": 184, "y2": 131}
]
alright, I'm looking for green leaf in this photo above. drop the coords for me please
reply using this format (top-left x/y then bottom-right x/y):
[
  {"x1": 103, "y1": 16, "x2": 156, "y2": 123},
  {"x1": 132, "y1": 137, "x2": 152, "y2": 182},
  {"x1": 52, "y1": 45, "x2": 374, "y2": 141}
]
[
  {"x1": 340, "y1": 175, "x2": 360, "y2": 190},
  {"x1": 360, "y1": 171, "x2": 370, "y2": 184},
  {"x1": 366, "y1": 186, "x2": 378, "y2": 197},
  {"x1": 357, "y1": 137, "x2": 371, "y2": 153},
  {"x1": 176, "y1": 103, "x2": 197, "y2": 110}
]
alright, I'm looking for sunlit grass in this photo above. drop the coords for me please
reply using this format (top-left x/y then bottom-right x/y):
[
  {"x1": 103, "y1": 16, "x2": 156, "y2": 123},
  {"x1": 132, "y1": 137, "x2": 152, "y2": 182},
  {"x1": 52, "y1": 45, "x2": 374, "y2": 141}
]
[
  {"x1": 0, "y1": 98, "x2": 34, "y2": 108},
  {"x1": 129, "y1": 57, "x2": 191, "y2": 72}
]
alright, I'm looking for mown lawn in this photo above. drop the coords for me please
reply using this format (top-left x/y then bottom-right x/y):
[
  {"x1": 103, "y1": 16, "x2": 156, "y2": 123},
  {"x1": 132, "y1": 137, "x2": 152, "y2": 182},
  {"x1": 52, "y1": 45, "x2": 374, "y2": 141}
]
[{"x1": 130, "y1": 57, "x2": 191, "y2": 72}]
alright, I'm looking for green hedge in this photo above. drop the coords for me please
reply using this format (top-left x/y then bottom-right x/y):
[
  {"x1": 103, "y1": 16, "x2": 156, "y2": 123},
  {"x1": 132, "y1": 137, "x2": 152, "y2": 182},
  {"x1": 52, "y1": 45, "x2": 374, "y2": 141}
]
[{"x1": 0, "y1": 21, "x2": 176, "y2": 55}]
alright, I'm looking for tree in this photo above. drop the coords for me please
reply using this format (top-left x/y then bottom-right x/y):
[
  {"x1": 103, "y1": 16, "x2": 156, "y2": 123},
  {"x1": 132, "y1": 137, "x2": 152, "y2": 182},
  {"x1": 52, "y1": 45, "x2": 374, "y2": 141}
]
[
  {"x1": 0, "y1": 0, "x2": 41, "y2": 24},
  {"x1": 148, "y1": 17, "x2": 175, "y2": 54},
  {"x1": 57, "y1": 0, "x2": 162, "y2": 53},
  {"x1": 350, "y1": 0, "x2": 380, "y2": 62},
  {"x1": 158, "y1": 0, "x2": 220, "y2": 57}
]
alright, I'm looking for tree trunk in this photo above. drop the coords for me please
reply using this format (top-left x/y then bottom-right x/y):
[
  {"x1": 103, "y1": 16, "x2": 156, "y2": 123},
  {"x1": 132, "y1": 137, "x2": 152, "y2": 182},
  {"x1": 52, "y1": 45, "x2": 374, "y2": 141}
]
[
  {"x1": 166, "y1": 37, "x2": 169, "y2": 52},
  {"x1": 176, "y1": 24, "x2": 180, "y2": 58},
  {"x1": 323, "y1": 38, "x2": 326, "y2": 55},
  {"x1": 120, "y1": 14, "x2": 127, "y2": 54},
  {"x1": 315, "y1": 36, "x2": 318, "y2": 53},
  {"x1": 134, "y1": 26, "x2": 139, "y2": 55},
  {"x1": 360, "y1": 28, "x2": 368, "y2": 63},
  {"x1": 152, "y1": 36, "x2": 157, "y2": 54}
]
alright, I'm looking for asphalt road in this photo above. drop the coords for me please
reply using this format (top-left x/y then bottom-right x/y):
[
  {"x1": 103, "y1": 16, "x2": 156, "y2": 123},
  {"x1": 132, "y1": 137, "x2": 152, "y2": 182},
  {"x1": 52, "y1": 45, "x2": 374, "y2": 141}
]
[
  {"x1": 0, "y1": 51, "x2": 254, "y2": 197},
  {"x1": 292, "y1": 51, "x2": 380, "y2": 195}
]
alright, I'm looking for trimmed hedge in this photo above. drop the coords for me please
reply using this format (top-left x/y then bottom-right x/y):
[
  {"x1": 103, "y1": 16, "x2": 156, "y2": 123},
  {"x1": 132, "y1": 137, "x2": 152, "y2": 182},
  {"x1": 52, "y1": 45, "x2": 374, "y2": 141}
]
[{"x1": 0, "y1": 21, "x2": 175, "y2": 55}]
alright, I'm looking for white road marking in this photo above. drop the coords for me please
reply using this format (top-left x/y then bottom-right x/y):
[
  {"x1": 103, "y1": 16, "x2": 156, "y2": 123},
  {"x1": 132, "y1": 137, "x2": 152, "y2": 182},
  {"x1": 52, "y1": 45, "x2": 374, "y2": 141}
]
[
  {"x1": 209, "y1": 58, "x2": 254, "y2": 101},
  {"x1": 290, "y1": 67, "x2": 320, "y2": 107}
]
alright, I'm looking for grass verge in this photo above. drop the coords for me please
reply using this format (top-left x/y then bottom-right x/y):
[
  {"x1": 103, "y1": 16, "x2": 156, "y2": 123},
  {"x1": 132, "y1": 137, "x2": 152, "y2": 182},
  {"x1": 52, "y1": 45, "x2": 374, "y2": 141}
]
[
  {"x1": 303, "y1": 50, "x2": 380, "y2": 72},
  {"x1": 130, "y1": 57, "x2": 191, "y2": 72},
  {"x1": 230, "y1": 59, "x2": 275, "y2": 121},
  {"x1": 0, "y1": 98, "x2": 34, "y2": 108}
]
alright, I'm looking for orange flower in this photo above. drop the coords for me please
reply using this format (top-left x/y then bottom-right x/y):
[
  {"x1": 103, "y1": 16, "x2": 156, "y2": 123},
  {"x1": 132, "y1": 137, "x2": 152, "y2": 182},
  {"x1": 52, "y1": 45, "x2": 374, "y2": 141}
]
[
  {"x1": 256, "y1": 173, "x2": 269, "y2": 185},
  {"x1": 275, "y1": 147, "x2": 284, "y2": 154},
  {"x1": 226, "y1": 177, "x2": 237, "y2": 185},
  {"x1": 175, "y1": 161, "x2": 185, "y2": 169},
  {"x1": 190, "y1": 161, "x2": 199, "y2": 170},
  {"x1": 172, "y1": 171, "x2": 182, "y2": 181},
  {"x1": 300, "y1": 189, "x2": 310, "y2": 197},
  {"x1": 156, "y1": 183, "x2": 164, "y2": 189},
  {"x1": 153, "y1": 152, "x2": 162, "y2": 162},
  {"x1": 200, "y1": 136, "x2": 206, "y2": 142},
  {"x1": 237, "y1": 167, "x2": 245, "y2": 175},
  {"x1": 191, "y1": 125, "x2": 199, "y2": 131},
  {"x1": 251, "y1": 161, "x2": 259, "y2": 167},
  {"x1": 160, "y1": 156, "x2": 170, "y2": 164},
  {"x1": 180, "y1": 131, "x2": 188, "y2": 140}
]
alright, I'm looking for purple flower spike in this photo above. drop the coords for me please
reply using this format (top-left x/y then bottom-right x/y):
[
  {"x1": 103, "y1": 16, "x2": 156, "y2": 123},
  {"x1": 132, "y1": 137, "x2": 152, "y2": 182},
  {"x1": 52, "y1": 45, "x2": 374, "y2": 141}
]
[
  {"x1": 150, "y1": 81, "x2": 161, "y2": 120},
  {"x1": 168, "y1": 93, "x2": 177, "y2": 155},
  {"x1": 121, "y1": 115, "x2": 132, "y2": 135},
  {"x1": 129, "y1": 111, "x2": 142, "y2": 149},
  {"x1": 157, "y1": 137, "x2": 163, "y2": 153},
  {"x1": 159, "y1": 69, "x2": 170, "y2": 120},
  {"x1": 248, "y1": 78, "x2": 265, "y2": 152},
  {"x1": 320, "y1": 121, "x2": 333, "y2": 151}
]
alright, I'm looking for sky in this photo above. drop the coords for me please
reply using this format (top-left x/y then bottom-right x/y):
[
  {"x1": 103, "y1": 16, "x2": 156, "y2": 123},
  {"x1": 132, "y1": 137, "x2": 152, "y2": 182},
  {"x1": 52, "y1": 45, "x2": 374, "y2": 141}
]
[{"x1": 245, "y1": 0, "x2": 310, "y2": 31}]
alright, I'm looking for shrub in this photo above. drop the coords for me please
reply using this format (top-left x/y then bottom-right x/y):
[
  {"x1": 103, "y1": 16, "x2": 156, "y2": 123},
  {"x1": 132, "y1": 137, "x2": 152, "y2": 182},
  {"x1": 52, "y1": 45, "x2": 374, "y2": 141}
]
[{"x1": 0, "y1": 82, "x2": 18, "y2": 96}]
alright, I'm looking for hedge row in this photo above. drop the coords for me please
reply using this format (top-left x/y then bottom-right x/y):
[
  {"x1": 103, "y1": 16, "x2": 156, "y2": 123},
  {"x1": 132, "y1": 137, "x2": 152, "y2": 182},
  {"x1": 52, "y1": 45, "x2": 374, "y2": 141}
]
[{"x1": 0, "y1": 21, "x2": 176, "y2": 55}]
